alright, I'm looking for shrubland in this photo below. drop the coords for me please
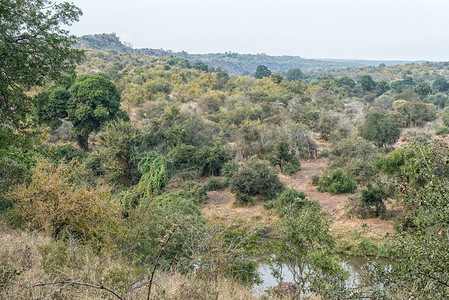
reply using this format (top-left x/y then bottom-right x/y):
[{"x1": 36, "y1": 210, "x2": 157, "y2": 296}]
[{"x1": 3, "y1": 6, "x2": 449, "y2": 297}]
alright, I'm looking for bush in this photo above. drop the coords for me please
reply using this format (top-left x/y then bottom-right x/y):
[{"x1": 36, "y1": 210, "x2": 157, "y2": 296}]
[
  {"x1": 228, "y1": 157, "x2": 284, "y2": 204},
  {"x1": 275, "y1": 188, "x2": 316, "y2": 216},
  {"x1": 318, "y1": 149, "x2": 329, "y2": 158},
  {"x1": 435, "y1": 126, "x2": 449, "y2": 136},
  {"x1": 329, "y1": 137, "x2": 380, "y2": 184},
  {"x1": 266, "y1": 141, "x2": 301, "y2": 175},
  {"x1": 50, "y1": 144, "x2": 86, "y2": 163},
  {"x1": 205, "y1": 177, "x2": 224, "y2": 191},
  {"x1": 317, "y1": 168, "x2": 357, "y2": 194},
  {"x1": 5, "y1": 159, "x2": 119, "y2": 244}
]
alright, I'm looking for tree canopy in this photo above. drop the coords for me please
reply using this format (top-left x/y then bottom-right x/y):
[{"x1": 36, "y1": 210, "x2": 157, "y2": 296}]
[
  {"x1": 254, "y1": 65, "x2": 272, "y2": 79},
  {"x1": 361, "y1": 112, "x2": 401, "y2": 148},
  {"x1": 0, "y1": 0, "x2": 83, "y2": 127}
]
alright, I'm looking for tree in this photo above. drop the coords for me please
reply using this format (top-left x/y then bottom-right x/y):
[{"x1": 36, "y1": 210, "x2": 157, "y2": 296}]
[
  {"x1": 360, "y1": 183, "x2": 386, "y2": 217},
  {"x1": 359, "y1": 75, "x2": 376, "y2": 92},
  {"x1": 267, "y1": 140, "x2": 301, "y2": 175},
  {"x1": 414, "y1": 82, "x2": 433, "y2": 98},
  {"x1": 361, "y1": 112, "x2": 401, "y2": 148},
  {"x1": 269, "y1": 202, "x2": 348, "y2": 298},
  {"x1": 286, "y1": 68, "x2": 304, "y2": 81},
  {"x1": 270, "y1": 73, "x2": 283, "y2": 84},
  {"x1": 0, "y1": 0, "x2": 83, "y2": 127},
  {"x1": 335, "y1": 76, "x2": 356, "y2": 88},
  {"x1": 228, "y1": 157, "x2": 284, "y2": 204},
  {"x1": 329, "y1": 137, "x2": 380, "y2": 183},
  {"x1": 432, "y1": 77, "x2": 449, "y2": 92},
  {"x1": 67, "y1": 75, "x2": 126, "y2": 151},
  {"x1": 392, "y1": 100, "x2": 437, "y2": 127},
  {"x1": 375, "y1": 80, "x2": 390, "y2": 96},
  {"x1": 376, "y1": 140, "x2": 449, "y2": 298},
  {"x1": 318, "y1": 168, "x2": 357, "y2": 194},
  {"x1": 95, "y1": 119, "x2": 142, "y2": 186},
  {"x1": 254, "y1": 65, "x2": 272, "y2": 79}
]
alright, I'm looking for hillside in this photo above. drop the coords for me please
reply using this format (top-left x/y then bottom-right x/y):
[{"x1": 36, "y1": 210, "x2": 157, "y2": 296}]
[{"x1": 75, "y1": 33, "x2": 424, "y2": 75}]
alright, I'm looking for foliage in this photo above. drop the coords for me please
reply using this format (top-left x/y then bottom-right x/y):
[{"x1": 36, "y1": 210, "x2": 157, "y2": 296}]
[
  {"x1": 68, "y1": 75, "x2": 127, "y2": 150},
  {"x1": 274, "y1": 188, "x2": 314, "y2": 217},
  {"x1": 318, "y1": 168, "x2": 357, "y2": 194},
  {"x1": 269, "y1": 203, "x2": 349, "y2": 298},
  {"x1": 228, "y1": 157, "x2": 284, "y2": 203},
  {"x1": 392, "y1": 100, "x2": 437, "y2": 128},
  {"x1": 197, "y1": 141, "x2": 231, "y2": 176},
  {"x1": 168, "y1": 144, "x2": 199, "y2": 170},
  {"x1": 0, "y1": 148, "x2": 34, "y2": 207},
  {"x1": 5, "y1": 159, "x2": 119, "y2": 244},
  {"x1": 432, "y1": 77, "x2": 449, "y2": 92},
  {"x1": 267, "y1": 140, "x2": 301, "y2": 175},
  {"x1": 360, "y1": 183, "x2": 387, "y2": 217},
  {"x1": 329, "y1": 137, "x2": 380, "y2": 183},
  {"x1": 94, "y1": 119, "x2": 142, "y2": 186},
  {"x1": 186, "y1": 218, "x2": 262, "y2": 285},
  {"x1": 377, "y1": 140, "x2": 449, "y2": 298},
  {"x1": 359, "y1": 75, "x2": 376, "y2": 92},
  {"x1": 136, "y1": 152, "x2": 172, "y2": 197},
  {"x1": 360, "y1": 112, "x2": 401, "y2": 148},
  {"x1": 286, "y1": 68, "x2": 304, "y2": 81},
  {"x1": 50, "y1": 144, "x2": 86, "y2": 163},
  {"x1": 0, "y1": 0, "x2": 83, "y2": 126},
  {"x1": 254, "y1": 65, "x2": 272, "y2": 79}
]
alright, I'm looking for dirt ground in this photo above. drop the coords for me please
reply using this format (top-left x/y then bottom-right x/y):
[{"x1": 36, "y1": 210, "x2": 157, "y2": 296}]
[{"x1": 201, "y1": 158, "x2": 394, "y2": 240}]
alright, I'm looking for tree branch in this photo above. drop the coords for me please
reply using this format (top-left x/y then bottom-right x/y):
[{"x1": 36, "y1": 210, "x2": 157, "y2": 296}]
[{"x1": 27, "y1": 281, "x2": 124, "y2": 300}]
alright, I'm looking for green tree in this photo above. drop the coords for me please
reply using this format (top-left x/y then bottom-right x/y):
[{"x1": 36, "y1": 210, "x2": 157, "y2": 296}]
[
  {"x1": 286, "y1": 68, "x2": 304, "y2": 81},
  {"x1": 67, "y1": 75, "x2": 126, "y2": 151},
  {"x1": 392, "y1": 100, "x2": 437, "y2": 127},
  {"x1": 361, "y1": 112, "x2": 401, "y2": 148},
  {"x1": 269, "y1": 202, "x2": 348, "y2": 298},
  {"x1": 414, "y1": 82, "x2": 433, "y2": 98},
  {"x1": 267, "y1": 140, "x2": 301, "y2": 175},
  {"x1": 329, "y1": 137, "x2": 380, "y2": 184},
  {"x1": 318, "y1": 168, "x2": 357, "y2": 194},
  {"x1": 360, "y1": 183, "x2": 386, "y2": 217},
  {"x1": 228, "y1": 157, "x2": 284, "y2": 204},
  {"x1": 377, "y1": 140, "x2": 449, "y2": 298},
  {"x1": 359, "y1": 75, "x2": 376, "y2": 92},
  {"x1": 335, "y1": 76, "x2": 356, "y2": 88},
  {"x1": 375, "y1": 80, "x2": 390, "y2": 96},
  {"x1": 0, "y1": 0, "x2": 83, "y2": 127},
  {"x1": 94, "y1": 119, "x2": 142, "y2": 186},
  {"x1": 432, "y1": 77, "x2": 449, "y2": 92},
  {"x1": 270, "y1": 73, "x2": 283, "y2": 84},
  {"x1": 254, "y1": 65, "x2": 272, "y2": 79}
]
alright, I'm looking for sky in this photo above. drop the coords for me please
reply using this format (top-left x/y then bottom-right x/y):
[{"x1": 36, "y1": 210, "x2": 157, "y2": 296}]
[{"x1": 67, "y1": 0, "x2": 449, "y2": 61}]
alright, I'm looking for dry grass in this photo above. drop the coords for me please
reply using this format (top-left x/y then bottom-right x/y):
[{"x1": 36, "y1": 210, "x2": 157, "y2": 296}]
[{"x1": 0, "y1": 224, "x2": 286, "y2": 300}]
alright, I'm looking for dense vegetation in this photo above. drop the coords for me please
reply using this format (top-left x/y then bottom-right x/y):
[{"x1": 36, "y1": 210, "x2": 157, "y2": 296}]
[{"x1": 2, "y1": 2, "x2": 449, "y2": 299}]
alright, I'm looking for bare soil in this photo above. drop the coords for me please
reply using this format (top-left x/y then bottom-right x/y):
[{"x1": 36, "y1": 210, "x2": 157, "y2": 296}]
[{"x1": 201, "y1": 158, "x2": 394, "y2": 240}]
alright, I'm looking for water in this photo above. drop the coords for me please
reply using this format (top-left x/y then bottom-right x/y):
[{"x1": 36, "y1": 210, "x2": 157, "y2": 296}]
[{"x1": 254, "y1": 255, "x2": 381, "y2": 293}]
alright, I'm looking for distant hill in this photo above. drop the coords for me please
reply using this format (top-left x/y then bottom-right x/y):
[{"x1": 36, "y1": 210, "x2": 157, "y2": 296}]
[{"x1": 75, "y1": 33, "x2": 425, "y2": 75}]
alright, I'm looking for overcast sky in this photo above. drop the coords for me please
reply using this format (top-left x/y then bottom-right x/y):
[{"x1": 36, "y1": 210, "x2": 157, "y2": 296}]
[{"x1": 67, "y1": 0, "x2": 449, "y2": 61}]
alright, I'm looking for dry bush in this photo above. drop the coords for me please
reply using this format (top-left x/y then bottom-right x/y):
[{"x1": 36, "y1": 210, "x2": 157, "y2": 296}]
[{"x1": 5, "y1": 159, "x2": 120, "y2": 245}]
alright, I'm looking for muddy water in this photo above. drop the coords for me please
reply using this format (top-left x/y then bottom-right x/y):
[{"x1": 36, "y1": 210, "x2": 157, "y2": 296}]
[{"x1": 254, "y1": 255, "x2": 386, "y2": 293}]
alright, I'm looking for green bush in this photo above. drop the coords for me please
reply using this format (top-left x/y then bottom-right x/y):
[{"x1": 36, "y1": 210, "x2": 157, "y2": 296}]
[
  {"x1": 318, "y1": 149, "x2": 329, "y2": 158},
  {"x1": 168, "y1": 144, "x2": 199, "y2": 170},
  {"x1": 228, "y1": 157, "x2": 284, "y2": 204},
  {"x1": 50, "y1": 144, "x2": 86, "y2": 163},
  {"x1": 318, "y1": 168, "x2": 357, "y2": 194},
  {"x1": 435, "y1": 126, "x2": 449, "y2": 136},
  {"x1": 205, "y1": 177, "x2": 224, "y2": 191},
  {"x1": 275, "y1": 188, "x2": 316, "y2": 216}
]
